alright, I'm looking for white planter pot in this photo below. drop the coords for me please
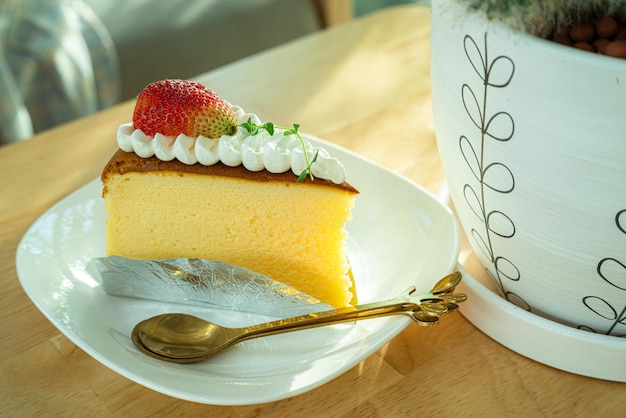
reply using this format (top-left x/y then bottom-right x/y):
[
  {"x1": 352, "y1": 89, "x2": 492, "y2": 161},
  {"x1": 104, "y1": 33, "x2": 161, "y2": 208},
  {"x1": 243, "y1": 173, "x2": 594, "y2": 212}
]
[{"x1": 431, "y1": 0, "x2": 626, "y2": 335}]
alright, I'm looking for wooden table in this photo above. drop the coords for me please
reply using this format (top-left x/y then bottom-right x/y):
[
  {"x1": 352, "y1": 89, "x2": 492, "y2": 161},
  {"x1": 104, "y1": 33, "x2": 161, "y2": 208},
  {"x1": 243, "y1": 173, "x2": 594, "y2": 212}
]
[{"x1": 1, "y1": 5, "x2": 624, "y2": 416}]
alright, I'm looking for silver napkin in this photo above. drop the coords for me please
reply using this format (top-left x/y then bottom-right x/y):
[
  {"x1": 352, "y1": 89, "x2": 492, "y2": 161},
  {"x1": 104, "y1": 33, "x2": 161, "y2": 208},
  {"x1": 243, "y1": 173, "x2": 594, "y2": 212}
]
[{"x1": 87, "y1": 256, "x2": 332, "y2": 317}]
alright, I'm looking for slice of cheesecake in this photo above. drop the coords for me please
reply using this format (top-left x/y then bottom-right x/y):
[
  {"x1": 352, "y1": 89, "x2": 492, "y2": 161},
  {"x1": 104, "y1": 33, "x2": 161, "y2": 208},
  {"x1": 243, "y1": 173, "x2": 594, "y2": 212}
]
[{"x1": 102, "y1": 150, "x2": 358, "y2": 307}]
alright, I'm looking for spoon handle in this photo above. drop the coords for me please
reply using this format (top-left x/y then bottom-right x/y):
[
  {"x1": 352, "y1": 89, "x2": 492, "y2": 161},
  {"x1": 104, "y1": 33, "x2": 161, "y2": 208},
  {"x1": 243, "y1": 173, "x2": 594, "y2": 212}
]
[
  {"x1": 233, "y1": 271, "x2": 466, "y2": 343},
  {"x1": 234, "y1": 289, "x2": 439, "y2": 344}
]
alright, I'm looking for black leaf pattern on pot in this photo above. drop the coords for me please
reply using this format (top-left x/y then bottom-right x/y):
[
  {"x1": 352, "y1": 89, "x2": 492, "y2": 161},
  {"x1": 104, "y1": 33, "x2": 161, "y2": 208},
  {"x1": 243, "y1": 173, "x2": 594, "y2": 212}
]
[
  {"x1": 460, "y1": 33, "x2": 530, "y2": 311},
  {"x1": 579, "y1": 209, "x2": 626, "y2": 336}
]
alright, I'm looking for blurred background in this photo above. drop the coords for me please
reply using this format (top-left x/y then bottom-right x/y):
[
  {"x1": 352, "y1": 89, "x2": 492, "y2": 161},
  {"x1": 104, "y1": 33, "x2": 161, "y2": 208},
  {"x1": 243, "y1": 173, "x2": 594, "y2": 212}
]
[{"x1": 0, "y1": 0, "x2": 422, "y2": 145}]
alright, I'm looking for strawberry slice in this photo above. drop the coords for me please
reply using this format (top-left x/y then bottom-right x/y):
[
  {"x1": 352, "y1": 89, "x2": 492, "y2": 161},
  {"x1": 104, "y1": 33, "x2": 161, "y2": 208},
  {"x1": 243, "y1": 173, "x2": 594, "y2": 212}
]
[{"x1": 132, "y1": 79, "x2": 238, "y2": 139}]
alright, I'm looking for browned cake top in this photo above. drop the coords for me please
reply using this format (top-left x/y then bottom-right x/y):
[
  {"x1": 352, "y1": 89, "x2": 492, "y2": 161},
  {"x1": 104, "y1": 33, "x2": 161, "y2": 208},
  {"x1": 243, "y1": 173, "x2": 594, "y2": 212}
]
[{"x1": 102, "y1": 149, "x2": 359, "y2": 194}]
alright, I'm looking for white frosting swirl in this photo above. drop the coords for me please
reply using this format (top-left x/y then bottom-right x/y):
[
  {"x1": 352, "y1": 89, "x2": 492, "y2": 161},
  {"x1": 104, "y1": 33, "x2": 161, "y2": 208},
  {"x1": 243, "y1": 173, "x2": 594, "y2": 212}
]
[{"x1": 117, "y1": 105, "x2": 346, "y2": 184}]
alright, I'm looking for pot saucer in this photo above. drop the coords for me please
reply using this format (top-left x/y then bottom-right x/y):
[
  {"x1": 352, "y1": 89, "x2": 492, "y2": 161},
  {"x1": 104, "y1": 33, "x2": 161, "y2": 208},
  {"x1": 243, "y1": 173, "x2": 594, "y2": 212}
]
[
  {"x1": 457, "y1": 255, "x2": 626, "y2": 382},
  {"x1": 438, "y1": 182, "x2": 626, "y2": 382}
]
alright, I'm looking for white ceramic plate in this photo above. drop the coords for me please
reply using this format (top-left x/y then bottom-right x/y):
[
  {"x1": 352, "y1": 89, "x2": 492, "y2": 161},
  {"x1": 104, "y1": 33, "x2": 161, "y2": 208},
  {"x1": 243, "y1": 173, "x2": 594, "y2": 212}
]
[{"x1": 16, "y1": 136, "x2": 459, "y2": 405}]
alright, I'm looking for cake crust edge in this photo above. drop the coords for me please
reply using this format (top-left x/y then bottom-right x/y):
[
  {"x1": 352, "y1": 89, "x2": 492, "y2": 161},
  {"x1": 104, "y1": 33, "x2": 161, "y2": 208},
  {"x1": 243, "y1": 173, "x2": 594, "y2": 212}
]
[{"x1": 102, "y1": 149, "x2": 359, "y2": 195}]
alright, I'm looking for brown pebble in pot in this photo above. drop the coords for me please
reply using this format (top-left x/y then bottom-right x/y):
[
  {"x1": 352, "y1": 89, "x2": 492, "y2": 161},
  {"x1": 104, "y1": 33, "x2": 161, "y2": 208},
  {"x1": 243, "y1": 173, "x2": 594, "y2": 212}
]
[
  {"x1": 605, "y1": 40, "x2": 626, "y2": 58},
  {"x1": 595, "y1": 17, "x2": 618, "y2": 38},
  {"x1": 574, "y1": 41, "x2": 595, "y2": 52},
  {"x1": 570, "y1": 22, "x2": 595, "y2": 42},
  {"x1": 613, "y1": 26, "x2": 626, "y2": 40},
  {"x1": 554, "y1": 36, "x2": 571, "y2": 46},
  {"x1": 594, "y1": 38, "x2": 611, "y2": 53}
]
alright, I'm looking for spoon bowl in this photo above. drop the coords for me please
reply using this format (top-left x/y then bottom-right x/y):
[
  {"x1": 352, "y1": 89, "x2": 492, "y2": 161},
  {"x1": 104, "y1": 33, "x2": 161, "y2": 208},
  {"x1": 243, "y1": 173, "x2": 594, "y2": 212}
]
[{"x1": 137, "y1": 314, "x2": 241, "y2": 358}]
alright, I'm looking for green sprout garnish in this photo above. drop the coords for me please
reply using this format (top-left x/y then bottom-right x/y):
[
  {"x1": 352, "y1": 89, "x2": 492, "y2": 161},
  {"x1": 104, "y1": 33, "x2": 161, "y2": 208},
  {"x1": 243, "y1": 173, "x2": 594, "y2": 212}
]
[{"x1": 239, "y1": 118, "x2": 319, "y2": 182}]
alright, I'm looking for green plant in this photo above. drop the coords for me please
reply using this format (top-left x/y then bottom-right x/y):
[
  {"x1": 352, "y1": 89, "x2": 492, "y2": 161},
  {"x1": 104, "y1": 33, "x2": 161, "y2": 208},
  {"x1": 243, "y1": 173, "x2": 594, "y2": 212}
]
[
  {"x1": 463, "y1": 0, "x2": 626, "y2": 36},
  {"x1": 239, "y1": 118, "x2": 319, "y2": 182}
]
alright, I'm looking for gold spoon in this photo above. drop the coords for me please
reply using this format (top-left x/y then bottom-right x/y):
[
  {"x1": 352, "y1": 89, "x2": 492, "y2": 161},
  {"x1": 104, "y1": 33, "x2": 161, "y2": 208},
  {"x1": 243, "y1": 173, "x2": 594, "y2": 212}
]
[{"x1": 132, "y1": 271, "x2": 465, "y2": 363}]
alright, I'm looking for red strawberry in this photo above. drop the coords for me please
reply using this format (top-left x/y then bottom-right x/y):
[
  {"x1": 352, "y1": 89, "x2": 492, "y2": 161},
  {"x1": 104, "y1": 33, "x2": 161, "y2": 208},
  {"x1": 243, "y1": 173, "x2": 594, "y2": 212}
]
[{"x1": 132, "y1": 79, "x2": 238, "y2": 138}]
